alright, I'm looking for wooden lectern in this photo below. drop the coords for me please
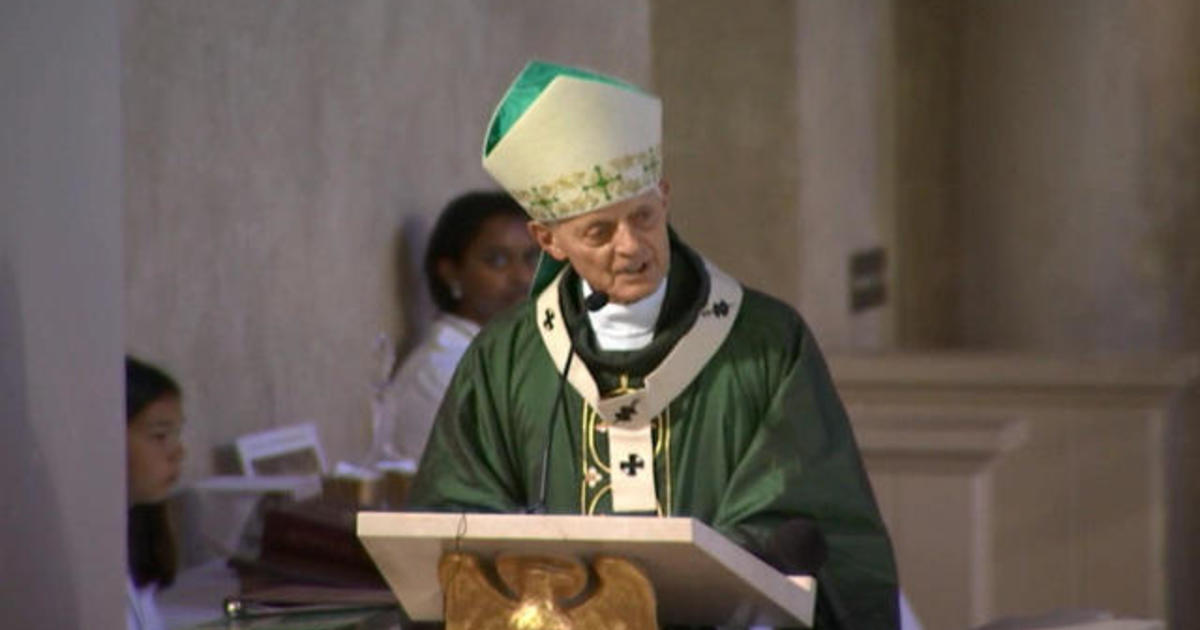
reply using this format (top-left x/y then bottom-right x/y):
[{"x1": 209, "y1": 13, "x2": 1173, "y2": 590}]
[{"x1": 357, "y1": 513, "x2": 815, "y2": 628}]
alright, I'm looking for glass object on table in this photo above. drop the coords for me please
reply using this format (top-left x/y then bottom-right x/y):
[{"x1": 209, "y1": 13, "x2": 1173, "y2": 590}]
[
  {"x1": 355, "y1": 333, "x2": 418, "y2": 509},
  {"x1": 364, "y1": 333, "x2": 403, "y2": 466}
]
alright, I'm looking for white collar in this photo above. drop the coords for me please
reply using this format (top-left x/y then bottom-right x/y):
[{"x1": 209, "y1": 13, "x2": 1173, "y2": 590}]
[
  {"x1": 438, "y1": 313, "x2": 481, "y2": 338},
  {"x1": 581, "y1": 277, "x2": 667, "y2": 351}
]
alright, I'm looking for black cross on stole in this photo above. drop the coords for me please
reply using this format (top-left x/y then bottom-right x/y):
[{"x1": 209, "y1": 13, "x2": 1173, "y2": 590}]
[
  {"x1": 614, "y1": 399, "x2": 639, "y2": 422},
  {"x1": 619, "y1": 453, "x2": 645, "y2": 477}
]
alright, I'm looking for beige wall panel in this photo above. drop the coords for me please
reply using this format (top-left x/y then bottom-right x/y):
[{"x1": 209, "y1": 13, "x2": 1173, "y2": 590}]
[
  {"x1": 837, "y1": 355, "x2": 1197, "y2": 630},
  {"x1": 1167, "y1": 385, "x2": 1200, "y2": 627},
  {"x1": 891, "y1": 0, "x2": 963, "y2": 348},
  {"x1": 795, "y1": 1, "x2": 894, "y2": 350},
  {"x1": 958, "y1": 0, "x2": 1200, "y2": 352},
  {"x1": 866, "y1": 461, "x2": 983, "y2": 630},
  {"x1": 1, "y1": 0, "x2": 124, "y2": 625},
  {"x1": 1076, "y1": 413, "x2": 1164, "y2": 614},
  {"x1": 650, "y1": 0, "x2": 800, "y2": 307},
  {"x1": 123, "y1": 1, "x2": 651, "y2": 480},
  {"x1": 1137, "y1": 0, "x2": 1200, "y2": 350},
  {"x1": 652, "y1": 0, "x2": 899, "y2": 350},
  {"x1": 860, "y1": 412, "x2": 1025, "y2": 629},
  {"x1": 885, "y1": 0, "x2": 1199, "y2": 353},
  {"x1": 990, "y1": 413, "x2": 1080, "y2": 616},
  {"x1": 991, "y1": 411, "x2": 1164, "y2": 618}
]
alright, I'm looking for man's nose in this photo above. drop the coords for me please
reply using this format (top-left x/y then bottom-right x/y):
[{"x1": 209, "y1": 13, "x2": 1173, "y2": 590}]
[{"x1": 612, "y1": 221, "x2": 641, "y2": 257}]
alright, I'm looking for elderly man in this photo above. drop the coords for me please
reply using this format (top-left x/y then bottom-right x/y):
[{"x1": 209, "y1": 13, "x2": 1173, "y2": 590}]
[{"x1": 407, "y1": 61, "x2": 899, "y2": 629}]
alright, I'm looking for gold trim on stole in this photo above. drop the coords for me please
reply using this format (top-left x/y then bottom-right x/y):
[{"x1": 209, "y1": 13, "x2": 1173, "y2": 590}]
[{"x1": 580, "y1": 402, "x2": 672, "y2": 516}]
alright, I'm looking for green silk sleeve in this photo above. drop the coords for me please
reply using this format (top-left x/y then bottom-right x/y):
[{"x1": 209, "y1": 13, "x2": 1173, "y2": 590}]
[
  {"x1": 710, "y1": 329, "x2": 899, "y2": 630},
  {"x1": 405, "y1": 341, "x2": 524, "y2": 513}
]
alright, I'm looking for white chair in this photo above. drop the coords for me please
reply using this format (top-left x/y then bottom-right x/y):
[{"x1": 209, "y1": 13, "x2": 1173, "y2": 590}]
[{"x1": 234, "y1": 421, "x2": 327, "y2": 476}]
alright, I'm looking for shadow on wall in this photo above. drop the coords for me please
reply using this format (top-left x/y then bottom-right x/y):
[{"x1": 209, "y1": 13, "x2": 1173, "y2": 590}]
[
  {"x1": 393, "y1": 212, "x2": 429, "y2": 359},
  {"x1": 0, "y1": 259, "x2": 82, "y2": 628},
  {"x1": 1168, "y1": 381, "x2": 1200, "y2": 629}
]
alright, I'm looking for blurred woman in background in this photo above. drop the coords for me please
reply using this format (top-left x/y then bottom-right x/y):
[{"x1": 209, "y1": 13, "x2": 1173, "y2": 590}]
[
  {"x1": 126, "y1": 356, "x2": 186, "y2": 630},
  {"x1": 386, "y1": 191, "x2": 538, "y2": 462}
]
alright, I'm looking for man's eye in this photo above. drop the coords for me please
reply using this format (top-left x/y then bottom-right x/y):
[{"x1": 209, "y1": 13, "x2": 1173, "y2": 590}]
[
  {"x1": 484, "y1": 253, "x2": 510, "y2": 268},
  {"x1": 585, "y1": 226, "x2": 612, "y2": 243}
]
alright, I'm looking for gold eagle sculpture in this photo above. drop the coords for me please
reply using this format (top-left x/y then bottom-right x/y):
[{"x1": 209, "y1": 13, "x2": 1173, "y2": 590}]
[{"x1": 438, "y1": 552, "x2": 658, "y2": 630}]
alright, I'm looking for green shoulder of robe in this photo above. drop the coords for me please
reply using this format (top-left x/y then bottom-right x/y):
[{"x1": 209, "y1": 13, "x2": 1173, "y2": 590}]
[{"x1": 407, "y1": 241, "x2": 899, "y2": 630}]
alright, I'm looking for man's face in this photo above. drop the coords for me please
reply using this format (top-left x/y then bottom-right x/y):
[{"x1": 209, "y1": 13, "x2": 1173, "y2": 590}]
[{"x1": 530, "y1": 182, "x2": 671, "y2": 305}]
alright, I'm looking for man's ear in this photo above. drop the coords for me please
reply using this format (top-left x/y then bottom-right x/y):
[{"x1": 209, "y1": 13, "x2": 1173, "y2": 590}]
[
  {"x1": 528, "y1": 221, "x2": 569, "y2": 261},
  {"x1": 658, "y1": 177, "x2": 671, "y2": 206}
]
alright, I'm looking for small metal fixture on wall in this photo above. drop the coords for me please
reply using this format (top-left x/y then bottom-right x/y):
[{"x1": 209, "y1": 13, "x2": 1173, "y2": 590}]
[{"x1": 850, "y1": 247, "x2": 887, "y2": 313}]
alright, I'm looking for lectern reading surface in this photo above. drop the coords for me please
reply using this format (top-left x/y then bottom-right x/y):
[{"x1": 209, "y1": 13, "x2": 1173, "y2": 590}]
[{"x1": 357, "y1": 513, "x2": 814, "y2": 627}]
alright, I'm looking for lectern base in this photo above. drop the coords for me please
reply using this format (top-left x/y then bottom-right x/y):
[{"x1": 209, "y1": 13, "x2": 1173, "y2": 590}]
[{"x1": 440, "y1": 552, "x2": 658, "y2": 630}]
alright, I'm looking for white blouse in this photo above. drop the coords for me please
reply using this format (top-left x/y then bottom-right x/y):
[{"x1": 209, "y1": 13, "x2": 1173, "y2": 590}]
[
  {"x1": 384, "y1": 314, "x2": 480, "y2": 460},
  {"x1": 126, "y1": 575, "x2": 164, "y2": 630}
]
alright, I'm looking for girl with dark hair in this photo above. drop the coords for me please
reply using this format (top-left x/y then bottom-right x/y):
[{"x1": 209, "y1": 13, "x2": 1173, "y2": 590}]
[
  {"x1": 125, "y1": 356, "x2": 185, "y2": 630},
  {"x1": 385, "y1": 191, "x2": 538, "y2": 462}
]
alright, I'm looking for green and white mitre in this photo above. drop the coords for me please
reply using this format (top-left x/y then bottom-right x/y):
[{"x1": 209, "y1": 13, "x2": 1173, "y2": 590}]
[
  {"x1": 482, "y1": 61, "x2": 662, "y2": 222},
  {"x1": 482, "y1": 61, "x2": 663, "y2": 293}
]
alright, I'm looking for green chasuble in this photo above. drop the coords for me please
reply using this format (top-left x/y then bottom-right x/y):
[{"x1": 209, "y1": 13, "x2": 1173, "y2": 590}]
[{"x1": 408, "y1": 236, "x2": 899, "y2": 630}]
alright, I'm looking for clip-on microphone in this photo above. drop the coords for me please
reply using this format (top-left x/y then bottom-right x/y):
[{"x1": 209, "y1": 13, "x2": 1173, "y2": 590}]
[{"x1": 527, "y1": 290, "x2": 609, "y2": 513}]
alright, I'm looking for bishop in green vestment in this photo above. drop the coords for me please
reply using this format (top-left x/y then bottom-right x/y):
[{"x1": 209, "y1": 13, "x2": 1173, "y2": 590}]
[{"x1": 407, "y1": 61, "x2": 899, "y2": 630}]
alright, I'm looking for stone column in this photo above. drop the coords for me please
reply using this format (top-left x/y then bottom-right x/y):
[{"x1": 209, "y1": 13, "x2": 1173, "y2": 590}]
[
  {"x1": 651, "y1": 0, "x2": 801, "y2": 307},
  {"x1": 958, "y1": 0, "x2": 1200, "y2": 353}
]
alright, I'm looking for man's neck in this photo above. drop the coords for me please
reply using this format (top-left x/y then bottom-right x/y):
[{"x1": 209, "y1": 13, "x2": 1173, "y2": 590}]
[{"x1": 581, "y1": 277, "x2": 668, "y2": 351}]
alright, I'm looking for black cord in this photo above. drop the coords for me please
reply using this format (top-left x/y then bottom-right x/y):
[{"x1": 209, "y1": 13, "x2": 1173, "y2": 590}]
[
  {"x1": 529, "y1": 350, "x2": 574, "y2": 514},
  {"x1": 527, "y1": 291, "x2": 609, "y2": 514}
]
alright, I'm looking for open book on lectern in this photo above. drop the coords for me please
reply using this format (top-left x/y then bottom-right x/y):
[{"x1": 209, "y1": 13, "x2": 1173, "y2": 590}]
[{"x1": 357, "y1": 512, "x2": 815, "y2": 628}]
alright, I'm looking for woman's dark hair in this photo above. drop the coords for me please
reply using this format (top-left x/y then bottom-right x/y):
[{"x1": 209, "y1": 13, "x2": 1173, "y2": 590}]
[
  {"x1": 424, "y1": 191, "x2": 527, "y2": 312},
  {"x1": 126, "y1": 356, "x2": 180, "y2": 422},
  {"x1": 128, "y1": 503, "x2": 177, "y2": 588},
  {"x1": 125, "y1": 355, "x2": 181, "y2": 588}
]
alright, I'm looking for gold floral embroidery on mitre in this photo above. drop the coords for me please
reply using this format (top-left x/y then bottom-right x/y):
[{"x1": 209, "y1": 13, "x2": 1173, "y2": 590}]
[{"x1": 513, "y1": 145, "x2": 662, "y2": 222}]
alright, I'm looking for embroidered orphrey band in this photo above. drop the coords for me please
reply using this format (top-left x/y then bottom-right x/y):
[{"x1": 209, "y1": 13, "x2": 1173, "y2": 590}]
[{"x1": 579, "y1": 402, "x2": 671, "y2": 516}]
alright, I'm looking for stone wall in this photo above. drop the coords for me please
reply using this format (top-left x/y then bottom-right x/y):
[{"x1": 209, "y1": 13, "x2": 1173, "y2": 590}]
[
  {"x1": 1, "y1": 0, "x2": 124, "y2": 626},
  {"x1": 123, "y1": 0, "x2": 652, "y2": 478}
]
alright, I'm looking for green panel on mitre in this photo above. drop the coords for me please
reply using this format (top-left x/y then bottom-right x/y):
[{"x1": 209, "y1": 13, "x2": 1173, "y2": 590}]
[
  {"x1": 483, "y1": 61, "x2": 641, "y2": 157},
  {"x1": 530, "y1": 252, "x2": 566, "y2": 297}
]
